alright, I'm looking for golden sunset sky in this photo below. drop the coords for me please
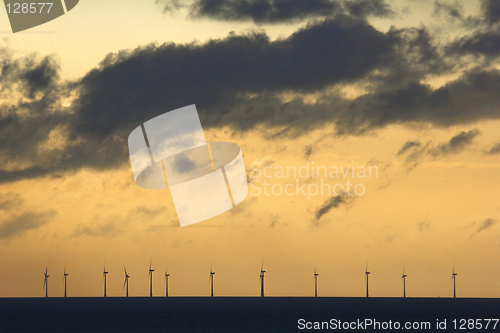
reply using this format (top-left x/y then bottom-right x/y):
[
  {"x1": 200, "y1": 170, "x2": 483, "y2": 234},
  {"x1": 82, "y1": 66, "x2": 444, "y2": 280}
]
[{"x1": 0, "y1": 0, "x2": 499, "y2": 298}]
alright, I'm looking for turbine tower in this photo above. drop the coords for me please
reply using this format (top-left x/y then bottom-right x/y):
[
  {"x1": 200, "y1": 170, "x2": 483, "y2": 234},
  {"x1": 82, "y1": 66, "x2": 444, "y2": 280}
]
[
  {"x1": 365, "y1": 263, "x2": 370, "y2": 298},
  {"x1": 402, "y1": 264, "x2": 407, "y2": 298},
  {"x1": 43, "y1": 268, "x2": 49, "y2": 298},
  {"x1": 314, "y1": 268, "x2": 319, "y2": 298},
  {"x1": 452, "y1": 264, "x2": 457, "y2": 298},
  {"x1": 209, "y1": 265, "x2": 215, "y2": 297},
  {"x1": 149, "y1": 260, "x2": 154, "y2": 297},
  {"x1": 260, "y1": 262, "x2": 266, "y2": 298},
  {"x1": 63, "y1": 267, "x2": 68, "y2": 298},
  {"x1": 103, "y1": 263, "x2": 108, "y2": 298},
  {"x1": 165, "y1": 267, "x2": 169, "y2": 298},
  {"x1": 123, "y1": 267, "x2": 130, "y2": 297}
]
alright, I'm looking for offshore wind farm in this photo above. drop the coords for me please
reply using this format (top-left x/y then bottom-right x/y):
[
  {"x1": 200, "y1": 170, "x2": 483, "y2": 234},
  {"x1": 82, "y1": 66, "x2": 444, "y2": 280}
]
[
  {"x1": 2, "y1": 261, "x2": 499, "y2": 333},
  {"x1": 4, "y1": 261, "x2": 490, "y2": 298}
]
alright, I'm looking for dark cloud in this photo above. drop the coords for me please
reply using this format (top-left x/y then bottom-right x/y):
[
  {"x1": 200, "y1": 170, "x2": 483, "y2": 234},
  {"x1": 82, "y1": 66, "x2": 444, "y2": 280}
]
[
  {"x1": 0, "y1": 210, "x2": 56, "y2": 240},
  {"x1": 485, "y1": 141, "x2": 500, "y2": 154},
  {"x1": 343, "y1": 0, "x2": 393, "y2": 19},
  {"x1": 443, "y1": 0, "x2": 500, "y2": 58},
  {"x1": 398, "y1": 129, "x2": 479, "y2": 171},
  {"x1": 1, "y1": 11, "x2": 500, "y2": 185},
  {"x1": 446, "y1": 30, "x2": 500, "y2": 58},
  {"x1": 72, "y1": 16, "x2": 396, "y2": 138},
  {"x1": 396, "y1": 140, "x2": 421, "y2": 156},
  {"x1": 481, "y1": 0, "x2": 500, "y2": 25},
  {"x1": 312, "y1": 194, "x2": 353, "y2": 226},
  {"x1": 430, "y1": 129, "x2": 480, "y2": 157},
  {"x1": 303, "y1": 145, "x2": 313, "y2": 159},
  {"x1": 469, "y1": 218, "x2": 498, "y2": 238},
  {"x1": 21, "y1": 57, "x2": 59, "y2": 98},
  {"x1": 156, "y1": 0, "x2": 393, "y2": 23},
  {"x1": 338, "y1": 69, "x2": 500, "y2": 134}
]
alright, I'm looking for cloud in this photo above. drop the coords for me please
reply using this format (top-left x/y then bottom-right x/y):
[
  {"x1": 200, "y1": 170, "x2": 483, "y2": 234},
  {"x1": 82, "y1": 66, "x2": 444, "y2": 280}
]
[
  {"x1": 481, "y1": 0, "x2": 500, "y2": 26},
  {"x1": 485, "y1": 142, "x2": 500, "y2": 154},
  {"x1": 418, "y1": 218, "x2": 431, "y2": 232},
  {"x1": 21, "y1": 57, "x2": 59, "y2": 98},
  {"x1": 1, "y1": 11, "x2": 500, "y2": 184},
  {"x1": 72, "y1": 222, "x2": 118, "y2": 237},
  {"x1": 312, "y1": 194, "x2": 353, "y2": 226},
  {"x1": 400, "y1": 129, "x2": 479, "y2": 168},
  {"x1": 72, "y1": 15, "x2": 396, "y2": 138},
  {"x1": 172, "y1": 154, "x2": 197, "y2": 174},
  {"x1": 156, "y1": 0, "x2": 393, "y2": 23},
  {"x1": 0, "y1": 210, "x2": 56, "y2": 240},
  {"x1": 303, "y1": 145, "x2": 313, "y2": 159},
  {"x1": 396, "y1": 140, "x2": 421, "y2": 156},
  {"x1": 446, "y1": 30, "x2": 500, "y2": 58},
  {"x1": 429, "y1": 129, "x2": 480, "y2": 157},
  {"x1": 469, "y1": 218, "x2": 498, "y2": 238},
  {"x1": 443, "y1": 0, "x2": 500, "y2": 58},
  {"x1": 0, "y1": 192, "x2": 23, "y2": 211},
  {"x1": 433, "y1": 0, "x2": 463, "y2": 21}
]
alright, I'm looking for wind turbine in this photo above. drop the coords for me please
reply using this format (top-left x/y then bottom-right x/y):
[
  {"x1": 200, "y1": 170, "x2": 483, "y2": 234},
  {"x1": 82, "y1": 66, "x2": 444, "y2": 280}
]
[
  {"x1": 165, "y1": 267, "x2": 169, "y2": 298},
  {"x1": 149, "y1": 260, "x2": 154, "y2": 297},
  {"x1": 314, "y1": 268, "x2": 319, "y2": 298},
  {"x1": 43, "y1": 268, "x2": 49, "y2": 298},
  {"x1": 123, "y1": 267, "x2": 130, "y2": 297},
  {"x1": 452, "y1": 264, "x2": 457, "y2": 298},
  {"x1": 209, "y1": 264, "x2": 215, "y2": 297},
  {"x1": 103, "y1": 262, "x2": 108, "y2": 298},
  {"x1": 63, "y1": 267, "x2": 68, "y2": 298},
  {"x1": 402, "y1": 263, "x2": 407, "y2": 298},
  {"x1": 365, "y1": 263, "x2": 370, "y2": 298},
  {"x1": 260, "y1": 261, "x2": 266, "y2": 298}
]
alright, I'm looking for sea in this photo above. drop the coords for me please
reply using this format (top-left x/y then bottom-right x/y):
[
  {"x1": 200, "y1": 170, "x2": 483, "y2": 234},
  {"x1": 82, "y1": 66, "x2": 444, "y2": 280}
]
[{"x1": 1, "y1": 297, "x2": 499, "y2": 332}]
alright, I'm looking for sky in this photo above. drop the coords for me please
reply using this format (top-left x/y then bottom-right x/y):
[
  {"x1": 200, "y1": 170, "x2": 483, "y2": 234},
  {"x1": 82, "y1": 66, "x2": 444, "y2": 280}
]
[{"x1": 0, "y1": 0, "x2": 499, "y2": 298}]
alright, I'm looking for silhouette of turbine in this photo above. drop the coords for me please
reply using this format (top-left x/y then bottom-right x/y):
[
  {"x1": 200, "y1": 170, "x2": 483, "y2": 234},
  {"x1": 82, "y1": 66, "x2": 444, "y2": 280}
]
[
  {"x1": 365, "y1": 262, "x2": 370, "y2": 298},
  {"x1": 103, "y1": 262, "x2": 108, "y2": 298},
  {"x1": 260, "y1": 261, "x2": 266, "y2": 298},
  {"x1": 452, "y1": 264, "x2": 458, "y2": 298},
  {"x1": 402, "y1": 263, "x2": 407, "y2": 298},
  {"x1": 314, "y1": 268, "x2": 319, "y2": 298},
  {"x1": 123, "y1": 267, "x2": 130, "y2": 298},
  {"x1": 210, "y1": 264, "x2": 215, "y2": 298},
  {"x1": 165, "y1": 267, "x2": 170, "y2": 298},
  {"x1": 149, "y1": 259, "x2": 154, "y2": 297},
  {"x1": 63, "y1": 266, "x2": 68, "y2": 298},
  {"x1": 43, "y1": 268, "x2": 49, "y2": 298}
]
